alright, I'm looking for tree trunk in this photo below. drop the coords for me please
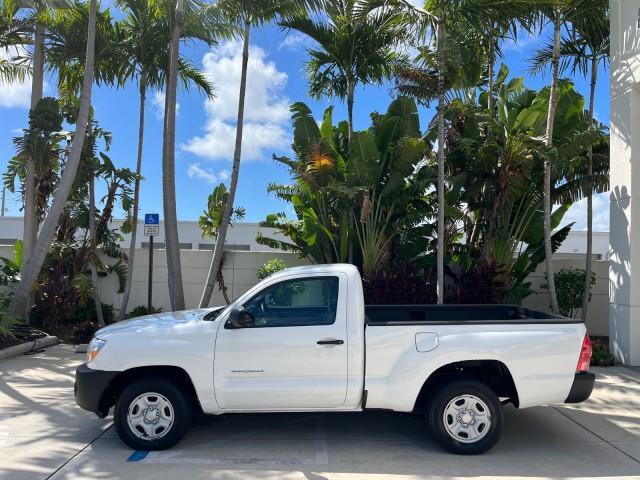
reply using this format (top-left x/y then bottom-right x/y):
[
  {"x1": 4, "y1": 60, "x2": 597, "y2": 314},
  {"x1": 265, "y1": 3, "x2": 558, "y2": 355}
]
[
  {"x1": 118, "y1": 72, "x2": 147, "y2": 321},
  {"x1": 581, "y1": 55, "x2": 598, "y2": 322},
  {"x1": 436, "y1": 15, "x2": 446, "y2": 305},
  {"x1": 543, "y1": 8, "x2": 561, "y2": 313},
  {"x1": 89, "y1": 172, "x2": 105, "y2": 327},
  {"x1": 162, "y1": 0, "x2": 185, "y2": 311},
  {"x1": 486, "y1": 28, "x2": 494, "y2": 114},
  {"x1": 347, "y1": 77, "x2": 355, "y2": 144},
  {"x1": 217, "y1": 257, "x2": 230, "y2": 305},
  {"x1": 21, "y1": 18, "x2": 45, "y2": 323},
  {"x1": 199, "y1": 19, "x2": 250, "y2": 308},
  {"x1": 10, "y1": 0, "x2": 98, "y2": 319}
]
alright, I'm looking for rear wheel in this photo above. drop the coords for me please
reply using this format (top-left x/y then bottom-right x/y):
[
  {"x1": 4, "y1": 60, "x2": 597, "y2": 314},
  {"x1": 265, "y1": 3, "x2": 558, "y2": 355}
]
[
  {"x1": 428, "y1": 380, "x2": 503, "y2": 455},
  {"x1": 114, "y1": 377, "x2": 192, "y2": 450}
]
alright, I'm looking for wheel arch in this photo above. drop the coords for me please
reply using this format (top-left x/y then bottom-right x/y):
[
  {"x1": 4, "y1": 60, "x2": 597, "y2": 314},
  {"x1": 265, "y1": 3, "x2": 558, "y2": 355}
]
[
  {"x1": 413, "y1": 359, "x2": 519, "y2": 413},
  {"x1": 99, "y1": 365, "x2": 202, "y2": 416}
]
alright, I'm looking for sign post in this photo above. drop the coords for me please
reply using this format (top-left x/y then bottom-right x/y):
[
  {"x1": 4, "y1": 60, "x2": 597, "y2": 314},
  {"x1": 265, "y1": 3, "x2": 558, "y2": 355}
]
[{"x1": 144, "y1": 214, "x2": 160, "y2": 310}]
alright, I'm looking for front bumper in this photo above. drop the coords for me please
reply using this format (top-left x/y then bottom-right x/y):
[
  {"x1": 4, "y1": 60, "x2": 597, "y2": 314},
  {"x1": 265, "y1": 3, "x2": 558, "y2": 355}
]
[
  {"x1": 74, "y1": 363, "x2": 119, "y2": 418},
  {"x1": 564, "y1": 372, "x2": 596, "y2": 403}
]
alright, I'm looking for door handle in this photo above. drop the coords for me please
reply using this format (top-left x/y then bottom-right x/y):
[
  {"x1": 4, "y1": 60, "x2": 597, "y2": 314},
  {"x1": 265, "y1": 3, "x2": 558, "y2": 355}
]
[{"x1": 317, "y1": 339, "x2": 344, "y2": 345}]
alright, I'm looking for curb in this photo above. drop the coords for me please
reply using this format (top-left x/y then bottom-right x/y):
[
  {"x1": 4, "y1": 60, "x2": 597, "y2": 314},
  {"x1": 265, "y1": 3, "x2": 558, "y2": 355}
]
[{"x1": 0, "y1": 336, "x2": 60, "y2": 361}]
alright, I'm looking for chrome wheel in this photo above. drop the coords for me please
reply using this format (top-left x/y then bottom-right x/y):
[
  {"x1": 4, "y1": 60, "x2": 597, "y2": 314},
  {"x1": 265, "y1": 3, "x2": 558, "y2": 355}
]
[
  {"x1": 126, "y1": 392, "x2": 175, "y2": 440},
  {"x1": 442, "y1": 394, "x2": 492, "y2": 444}
]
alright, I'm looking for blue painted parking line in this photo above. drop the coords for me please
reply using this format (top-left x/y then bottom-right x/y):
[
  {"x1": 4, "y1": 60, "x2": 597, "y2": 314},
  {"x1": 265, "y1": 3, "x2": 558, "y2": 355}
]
[{"x1": 127, "y1": 450, "x2": 149, "y2": 462}]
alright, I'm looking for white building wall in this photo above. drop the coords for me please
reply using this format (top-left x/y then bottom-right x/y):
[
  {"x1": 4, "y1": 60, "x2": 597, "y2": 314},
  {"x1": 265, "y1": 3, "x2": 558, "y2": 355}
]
[
  {"x1": 0, "y1": 216, "x2": 611, "y2": 255},
  {"x1": 0, "y1": 216, "x2": 289, "y2": 252},
  {"x1": 609, "y1": 0, "x2": 640, "y2": 364}
]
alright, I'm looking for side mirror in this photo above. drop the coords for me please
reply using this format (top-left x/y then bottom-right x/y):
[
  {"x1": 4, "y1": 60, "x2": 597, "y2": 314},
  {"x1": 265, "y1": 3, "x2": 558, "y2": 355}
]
[{"x1": 228, "y1": 306, "x2": 254, "y2": 329}]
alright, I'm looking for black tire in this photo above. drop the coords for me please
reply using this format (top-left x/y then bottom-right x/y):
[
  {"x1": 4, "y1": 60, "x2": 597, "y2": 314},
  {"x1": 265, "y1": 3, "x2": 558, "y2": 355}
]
[
  {"x1": 114, "y1": 377, "x2": 192, "y2": 451},
  {"x1": 427, "y1": 379, "x2": 503, "y2": 455}
]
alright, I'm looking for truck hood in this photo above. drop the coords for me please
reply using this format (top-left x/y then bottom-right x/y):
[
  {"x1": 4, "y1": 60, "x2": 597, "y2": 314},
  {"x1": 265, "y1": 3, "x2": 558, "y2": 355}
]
[{"x1": 95, "y1": 307, "x2": 225, "y2": 338}]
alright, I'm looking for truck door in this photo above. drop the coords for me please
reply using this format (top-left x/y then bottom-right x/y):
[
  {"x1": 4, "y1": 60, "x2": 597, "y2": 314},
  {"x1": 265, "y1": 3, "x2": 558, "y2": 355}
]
[{"x1": 213, "y1": 274, "x2": 348, "y2": 410}]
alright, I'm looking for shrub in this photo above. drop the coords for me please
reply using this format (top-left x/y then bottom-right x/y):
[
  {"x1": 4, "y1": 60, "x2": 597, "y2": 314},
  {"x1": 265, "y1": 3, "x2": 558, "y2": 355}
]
[
  {"x1": 363, "y1": 262, "x2": 436, "y2": 305},
  {"x1": 0, "y1": 294, "x2": 19, "y2": 338},
  {"x1": 591, "y1": 337, "x2": 615, "y2": 366},
  {"x1": 68, "y1": 322, "x2": 100, "y2": 344},
  {"x1": 453, "y1": 262, "x2": 506, "y2": 304},
  {"x1": 257, "y1": 258, "x2": 287, "y2": 280},
  {"x1": 127, "y1": 305, "x2": 162, "y2": 319},
  {"x1": 545, "y1": 268, "x2": 596, "y2": 318}
]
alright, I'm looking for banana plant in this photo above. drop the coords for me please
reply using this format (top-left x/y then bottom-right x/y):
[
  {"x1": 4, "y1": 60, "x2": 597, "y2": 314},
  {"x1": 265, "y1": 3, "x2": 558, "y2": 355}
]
[{"x1": 258, "y1": 97, "x2": 428, "y2": 275}]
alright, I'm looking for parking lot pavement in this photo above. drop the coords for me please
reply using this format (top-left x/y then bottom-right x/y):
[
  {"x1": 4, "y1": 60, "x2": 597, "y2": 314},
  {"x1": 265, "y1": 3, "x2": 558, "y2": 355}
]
[{"x1": 1, "y1": 345, "x2": 640, "y2": 480}]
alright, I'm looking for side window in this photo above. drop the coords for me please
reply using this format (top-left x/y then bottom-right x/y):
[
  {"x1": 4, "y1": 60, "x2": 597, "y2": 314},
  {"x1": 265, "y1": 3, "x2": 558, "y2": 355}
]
[{"x1": 243, "y1": 276, "x2": 339, "y2": 327}]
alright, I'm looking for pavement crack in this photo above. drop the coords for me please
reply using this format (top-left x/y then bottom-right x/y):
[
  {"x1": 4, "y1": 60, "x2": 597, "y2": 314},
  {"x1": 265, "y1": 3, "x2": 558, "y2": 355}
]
[{"x1": 44, "y1": 423, "x2": 113, "y2": 480}]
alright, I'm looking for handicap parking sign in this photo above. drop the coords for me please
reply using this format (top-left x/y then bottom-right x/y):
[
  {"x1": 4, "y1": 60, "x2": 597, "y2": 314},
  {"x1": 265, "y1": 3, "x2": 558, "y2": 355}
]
[{"x1": 144, "y1": 213, "x2": 160, "y2": 236}]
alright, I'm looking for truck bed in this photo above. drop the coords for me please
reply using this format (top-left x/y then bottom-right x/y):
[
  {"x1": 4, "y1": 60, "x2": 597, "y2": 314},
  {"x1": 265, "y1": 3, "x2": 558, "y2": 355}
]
[{"x1": 365, "y1": 304, "x2": 581, "y2": 325}]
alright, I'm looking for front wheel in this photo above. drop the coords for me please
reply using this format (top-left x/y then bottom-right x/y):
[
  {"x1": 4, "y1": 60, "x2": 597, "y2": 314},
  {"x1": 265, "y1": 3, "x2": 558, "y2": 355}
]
[
  {"x1": 114, "y1": 377, "x2": 192, "y2": 450},
  {"x1": 428, "y1": 380, "x2": 503, "y2": 455}
]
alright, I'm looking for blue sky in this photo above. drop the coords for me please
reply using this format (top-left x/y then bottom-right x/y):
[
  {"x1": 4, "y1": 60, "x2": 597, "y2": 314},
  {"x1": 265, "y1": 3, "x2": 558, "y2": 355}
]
[{"x1": 0, "y1": 17, "x2": 610, "y2": 231}]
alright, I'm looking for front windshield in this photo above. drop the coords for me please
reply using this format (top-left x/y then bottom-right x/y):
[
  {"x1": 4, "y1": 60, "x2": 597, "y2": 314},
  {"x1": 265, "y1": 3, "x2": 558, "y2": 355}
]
[{"x1": 203, "y1": 307, "x2": 225, "y2": 321}]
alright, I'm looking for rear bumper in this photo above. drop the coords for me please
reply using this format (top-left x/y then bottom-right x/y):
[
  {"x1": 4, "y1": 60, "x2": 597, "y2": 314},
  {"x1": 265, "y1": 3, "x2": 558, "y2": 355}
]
[
  {"x1": 564, "y1": 372, "x2": 596, "y2": 403},
  {"x1": 74, "y1": 363, "x2": 119, "y2": 418}
]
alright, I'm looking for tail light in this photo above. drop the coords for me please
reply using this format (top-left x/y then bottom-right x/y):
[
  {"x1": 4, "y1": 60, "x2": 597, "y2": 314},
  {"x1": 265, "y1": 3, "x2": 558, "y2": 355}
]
[{"x1": 576, "y1": 335, "x2": 592, "y2": 372}]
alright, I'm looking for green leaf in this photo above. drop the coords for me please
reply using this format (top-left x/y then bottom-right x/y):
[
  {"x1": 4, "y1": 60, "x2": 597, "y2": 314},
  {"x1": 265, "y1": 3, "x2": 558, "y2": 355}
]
[{"x1": 290, "y1": 102, "x2": 319, "y2": 152}]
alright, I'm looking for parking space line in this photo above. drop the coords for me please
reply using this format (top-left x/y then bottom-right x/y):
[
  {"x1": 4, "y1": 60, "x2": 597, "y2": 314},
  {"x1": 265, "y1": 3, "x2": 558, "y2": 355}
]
[
  {"x1": 46, "y1": 424, "x2": 113, "y2": 480},
  {"x1": 127, "y1": 450, "x2": 149, "y2": 462}
]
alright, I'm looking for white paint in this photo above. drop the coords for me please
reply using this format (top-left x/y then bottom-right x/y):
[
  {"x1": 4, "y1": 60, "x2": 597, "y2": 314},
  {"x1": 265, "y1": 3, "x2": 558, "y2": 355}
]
[
  {"x1": 213, "y1": 272, "x2": 350, "y2": 410},
  {"x1": 609, "y1": 0, "x2": 640, "y2": 365}
]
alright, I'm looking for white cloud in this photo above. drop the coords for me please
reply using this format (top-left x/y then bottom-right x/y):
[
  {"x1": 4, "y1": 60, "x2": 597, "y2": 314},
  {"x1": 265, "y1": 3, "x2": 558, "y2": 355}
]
[
  {"x1": 278, "y1": 31, "x2": 315, "y2": 51},
  {"x1": 182, "y1": 41, "x2": 291, "y2": 162},
  {"x1": 152, "y1": 90, "x2": 180, "y2": 119},
  {"x1": 0, "y1": 48, "x2": 32, "y2": 109},
  {"x1": 184, "y1": 117, "x2": 290, "y2": 162},
  {"x1": 561, "y1": 192, "x2": 610, "y2": 232},
  {"x1": 502, "y1": 31, "x2": 541, "y2": 53},
  {"x1": 187, "y1": 163, "x2": 230, "y2": 185}
]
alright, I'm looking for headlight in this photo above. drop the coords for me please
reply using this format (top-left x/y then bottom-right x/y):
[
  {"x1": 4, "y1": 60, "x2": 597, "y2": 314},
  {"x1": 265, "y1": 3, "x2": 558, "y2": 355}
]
[{"x1": 87, "y1": 337, "x2": 106, "y2": 363}]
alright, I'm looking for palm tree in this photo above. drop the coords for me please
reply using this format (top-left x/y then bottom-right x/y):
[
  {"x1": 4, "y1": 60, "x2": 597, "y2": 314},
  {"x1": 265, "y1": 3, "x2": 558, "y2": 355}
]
[
  {"x1": 0, "y1": 0, "x2": 32, "y2": 83},
  {"x1": 532, "y1": 0, "x2": 581, "y2": 313},
  {"x1": 115, "y1": 0, "x2": 225, "y2": 320},
  {"x1": 198, "y1": 183, "x2": 245, "y2": 304},
  {"x1": 280, "y1": 0, "x2": 408, "y2": 142},
  {"x1": 161, "y1": 0, "x2": 188, "y2": 310},
  {"x1": 8, "y1": 1, "x2": 74, "y2": 322},
  {"x1": 541, "y1": 3, "x2": 562, "y2": 312},
  {"x1": 530, "y1": 0, "x2": 609, "y2": 320},
  {"x1": 198, "y1": 0, "x2": 322, "y2": 308},
  {"x1": 9, "y1": 0, "x2": 98, "y2": 319}
]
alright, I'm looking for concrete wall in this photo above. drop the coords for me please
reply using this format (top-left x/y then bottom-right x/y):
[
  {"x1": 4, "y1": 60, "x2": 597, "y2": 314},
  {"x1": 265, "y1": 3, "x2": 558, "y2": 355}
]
[
  {"x1": 94, "y1": 249, "x2": 309, "y2": 314},
  {"x1": 1, "y1": 243, "x2": 610, "y2": 334},
  {"x1": 522, "y1": 260, "x2": 609, "y2": 336}
]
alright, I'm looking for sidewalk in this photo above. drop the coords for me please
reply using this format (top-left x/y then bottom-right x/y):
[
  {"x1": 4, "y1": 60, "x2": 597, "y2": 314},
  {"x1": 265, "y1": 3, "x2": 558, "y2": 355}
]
[{"x1": 1, "y1": 344, "x2": 639, "y2": 479}]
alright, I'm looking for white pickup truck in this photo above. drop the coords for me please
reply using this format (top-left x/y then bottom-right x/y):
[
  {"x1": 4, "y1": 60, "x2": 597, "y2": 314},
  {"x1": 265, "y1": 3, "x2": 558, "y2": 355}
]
[{"x1": 75, "y1": 264, "x2": 594, "y2": 455}]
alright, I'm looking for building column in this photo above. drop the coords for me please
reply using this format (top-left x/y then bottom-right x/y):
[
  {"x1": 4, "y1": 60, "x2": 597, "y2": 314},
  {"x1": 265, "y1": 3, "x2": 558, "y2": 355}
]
[{"x1": 609, "y1": 0, "x2": 640, "y2": 365}]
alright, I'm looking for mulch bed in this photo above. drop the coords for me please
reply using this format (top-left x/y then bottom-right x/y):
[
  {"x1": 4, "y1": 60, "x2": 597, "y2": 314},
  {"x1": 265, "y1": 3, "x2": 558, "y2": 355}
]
[{"x1": 0, "y1": 336, "x2": 25, "y2": 350}]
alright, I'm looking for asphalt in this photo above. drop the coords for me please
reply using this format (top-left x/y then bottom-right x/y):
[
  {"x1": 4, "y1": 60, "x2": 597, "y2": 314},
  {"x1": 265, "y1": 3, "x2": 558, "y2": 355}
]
[{"x1": 1, "y1": 344, "x2": 640, "y2": 480}]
